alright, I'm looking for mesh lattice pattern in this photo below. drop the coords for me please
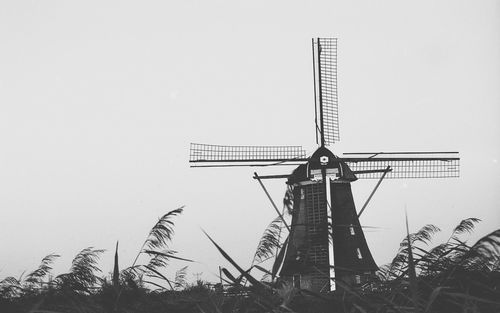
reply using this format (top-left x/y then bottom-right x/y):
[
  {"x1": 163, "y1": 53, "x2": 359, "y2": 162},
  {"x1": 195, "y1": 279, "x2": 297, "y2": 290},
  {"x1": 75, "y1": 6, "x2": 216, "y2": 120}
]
[
  {"x1": 346, "y1": 158, "x2": 460, "y2": 179},
  {"x1": 189, "y1": 143, "x2": 306, "y2": 162},
  {"x1": 305, "y1": 184, "x2": 327, "y2": 238},
  {"x1": 304, "y1": 184, "x2": 329, "y2": 266},
  {"x1": 317, "y1": 38, "x2": 340, "y2": 145}
]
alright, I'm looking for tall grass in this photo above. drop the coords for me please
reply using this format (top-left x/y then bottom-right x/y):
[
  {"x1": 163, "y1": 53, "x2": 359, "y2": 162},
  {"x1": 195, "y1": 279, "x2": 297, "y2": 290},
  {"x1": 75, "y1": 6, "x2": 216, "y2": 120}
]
[
  {"x1": 205, "y1": 215, "x2": 500, "y2": 313},
  {"x1": 1, "y1": 207, "x2": 499, "y2": 313}
]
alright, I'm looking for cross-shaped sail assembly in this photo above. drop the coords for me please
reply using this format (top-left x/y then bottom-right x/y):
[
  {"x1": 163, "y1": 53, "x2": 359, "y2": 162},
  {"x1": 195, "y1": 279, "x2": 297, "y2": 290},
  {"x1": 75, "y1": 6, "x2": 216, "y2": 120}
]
[{"x1": 189, "y1": 38, "x2": 460, "y2": 293}]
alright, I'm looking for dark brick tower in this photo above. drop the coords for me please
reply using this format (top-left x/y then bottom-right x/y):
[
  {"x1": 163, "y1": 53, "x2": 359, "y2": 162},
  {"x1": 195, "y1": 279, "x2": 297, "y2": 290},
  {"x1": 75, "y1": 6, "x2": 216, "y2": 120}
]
[{"x1": 279, "y1": 147, "x2": 378, "y2": 292}]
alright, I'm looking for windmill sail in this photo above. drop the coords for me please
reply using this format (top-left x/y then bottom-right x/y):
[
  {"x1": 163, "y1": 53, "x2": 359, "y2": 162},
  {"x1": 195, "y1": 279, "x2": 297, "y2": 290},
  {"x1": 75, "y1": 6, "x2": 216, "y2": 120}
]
[
  {"x1": 343, "y1": 152, "x2": 460, "y2": 179},
  {"x1": 313, "y1": 38, "x2": 339, "y2": 146},
  {"x1": 190, "y1": 38, "x2": 461, "y2": 293},
  {"x1": 189, "y1": 143, "x2": 307, "y2": 166}
]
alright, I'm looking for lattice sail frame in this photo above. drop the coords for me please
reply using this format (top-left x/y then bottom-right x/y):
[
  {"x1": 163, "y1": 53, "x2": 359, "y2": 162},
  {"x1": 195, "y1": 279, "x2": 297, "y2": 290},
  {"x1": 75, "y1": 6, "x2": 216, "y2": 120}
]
[
  {"x1": 341, "y1": 152, "x2": 460, "y2": 179},
  {"x1": 189, "y1": 143, "x2": 307, "y2": 163},
  {"x1": 190, "y1": 144, "x2": 459, "y2": 178},
  {"x1": 345, "y1": 158, "x2": 460, "y2": 179},
  {"x1": 313, "y1": 38, "x2": 340, "y2": 146}
]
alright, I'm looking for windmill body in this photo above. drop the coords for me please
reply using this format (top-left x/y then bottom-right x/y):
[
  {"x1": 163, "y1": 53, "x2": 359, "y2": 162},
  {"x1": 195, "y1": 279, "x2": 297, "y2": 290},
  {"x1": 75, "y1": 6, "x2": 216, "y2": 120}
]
[
  {"x1": 280, "y1": 147, "x2": 378, "y2": 291},
  {"x1": 189, "y1": 38, "x2": 460, "y2": 293}
]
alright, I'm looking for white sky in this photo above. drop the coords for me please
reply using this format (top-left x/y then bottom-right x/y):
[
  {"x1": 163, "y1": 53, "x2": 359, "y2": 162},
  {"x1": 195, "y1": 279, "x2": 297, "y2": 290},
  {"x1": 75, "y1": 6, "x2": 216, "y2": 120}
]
[{"x1": 0, "y1": 1, "x2": 499, "y2": 283}]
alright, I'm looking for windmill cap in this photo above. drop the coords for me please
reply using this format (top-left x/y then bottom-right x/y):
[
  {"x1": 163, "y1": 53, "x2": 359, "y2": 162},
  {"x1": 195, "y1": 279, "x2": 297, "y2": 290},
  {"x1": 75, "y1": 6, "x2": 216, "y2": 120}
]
[{"x1": 287, "y1": 147, "x2": 357, "y2": 184}]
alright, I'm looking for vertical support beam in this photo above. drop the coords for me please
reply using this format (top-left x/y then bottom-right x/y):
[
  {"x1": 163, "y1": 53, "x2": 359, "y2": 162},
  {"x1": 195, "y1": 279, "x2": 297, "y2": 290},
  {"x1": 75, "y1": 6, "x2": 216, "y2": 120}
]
[
  {"x1": 324, "y1": 171, "x2": 335, "y2": 291},
  {"x1": 317, "y1": 38, "x2": 325, "y2": 147},
  {"x1": 312, "y1": 38, "x2": 320, "y2": 145}
]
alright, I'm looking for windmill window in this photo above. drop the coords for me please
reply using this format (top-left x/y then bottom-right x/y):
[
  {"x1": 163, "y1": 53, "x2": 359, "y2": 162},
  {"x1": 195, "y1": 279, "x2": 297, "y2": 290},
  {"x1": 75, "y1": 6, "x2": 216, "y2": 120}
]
[
  {"x1": 355, "y1": 275, "x2": 361, "y2": 284},
  {"x1": 349, "y1": 225, "x2": 355, "y2": 235},
  {"x1": 293, "y1": 275, "x2": 301, "y2": 288},
  {"x1": 356, "y1": 248, "x2": 362, "y2": 259}
]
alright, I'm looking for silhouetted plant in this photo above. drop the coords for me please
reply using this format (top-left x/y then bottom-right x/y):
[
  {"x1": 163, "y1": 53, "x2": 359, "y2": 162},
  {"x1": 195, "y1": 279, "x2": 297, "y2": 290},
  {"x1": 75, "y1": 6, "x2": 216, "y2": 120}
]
[
  {"x1": 55, "y1": 247, "x2": 104, "y2": 294},
  {"x1": 0, "y1": 276, "x2": 22, "y2": 298},
  {"x1": 1, "y1": 209, "x2": 499, "y2": 313},
  {"x1": 25, "y1": 253, "x2": 60, "y2": 289},
  {"x1": 253, "y1": 216, "x2": 285, "y2": 266}
]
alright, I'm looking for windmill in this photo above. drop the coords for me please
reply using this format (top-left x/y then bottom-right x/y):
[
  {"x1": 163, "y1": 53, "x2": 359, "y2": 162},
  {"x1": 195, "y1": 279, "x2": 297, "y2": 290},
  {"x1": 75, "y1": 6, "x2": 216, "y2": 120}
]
[{"x1": 189, "y1": 38, "x2": 460, "y2": 292}]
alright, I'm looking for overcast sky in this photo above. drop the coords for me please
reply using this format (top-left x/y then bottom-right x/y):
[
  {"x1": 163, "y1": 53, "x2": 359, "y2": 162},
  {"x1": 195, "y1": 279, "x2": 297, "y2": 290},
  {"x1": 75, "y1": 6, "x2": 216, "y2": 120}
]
[{"x1": 0, "y1": 1, "x2": 499, "y2": 283}]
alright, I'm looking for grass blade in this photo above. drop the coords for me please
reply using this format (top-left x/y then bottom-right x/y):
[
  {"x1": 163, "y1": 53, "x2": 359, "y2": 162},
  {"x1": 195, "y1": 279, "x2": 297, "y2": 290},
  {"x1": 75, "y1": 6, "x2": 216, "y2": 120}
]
[{"x1": 202, "y1": 229, "x2": 266, "y2": 290}]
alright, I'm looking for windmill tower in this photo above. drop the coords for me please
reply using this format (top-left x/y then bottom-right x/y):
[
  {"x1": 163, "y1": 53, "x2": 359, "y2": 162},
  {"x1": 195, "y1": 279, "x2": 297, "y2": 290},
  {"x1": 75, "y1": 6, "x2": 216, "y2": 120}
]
[{"x1": 189, "y1": 38, "x2": 460, "y2": 292}]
